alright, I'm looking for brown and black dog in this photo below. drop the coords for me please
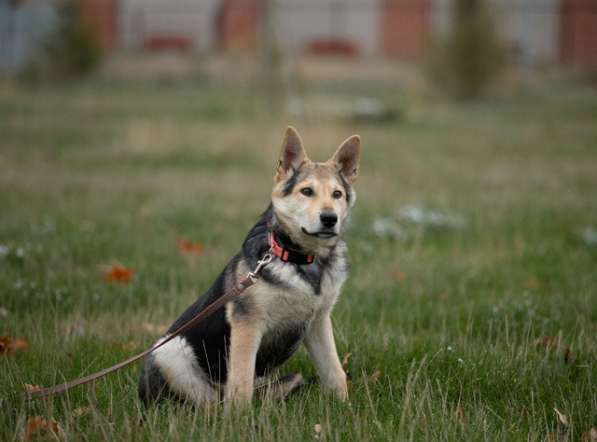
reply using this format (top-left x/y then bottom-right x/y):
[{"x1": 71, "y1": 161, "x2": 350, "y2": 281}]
[{"x1": 139, "y1": 126, "x2": 361, "y2": 406}]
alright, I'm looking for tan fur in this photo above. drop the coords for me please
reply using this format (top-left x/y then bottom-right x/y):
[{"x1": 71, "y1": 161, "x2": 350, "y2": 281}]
[{"x1": 225, "y1": 317, "x2": 264, "y2": 405}]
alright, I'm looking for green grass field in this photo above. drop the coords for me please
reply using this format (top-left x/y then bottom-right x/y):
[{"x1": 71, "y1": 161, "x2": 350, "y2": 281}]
[{"x1": 1, "y1": 62, "x2": 597, "y2": 440}]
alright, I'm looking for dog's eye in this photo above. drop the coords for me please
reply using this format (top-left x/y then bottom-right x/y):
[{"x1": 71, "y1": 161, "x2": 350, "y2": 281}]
[
  {"x1": 300, "y1": 187, "x2": 314, "y2": 197},
  {"x1": 332, "y1": 190, "x2": 343, "y2": 199}
]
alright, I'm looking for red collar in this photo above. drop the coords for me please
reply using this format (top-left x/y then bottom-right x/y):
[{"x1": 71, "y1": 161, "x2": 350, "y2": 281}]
[{"x1": 268, "y1": 232, "x2": 315, "y2": 265}]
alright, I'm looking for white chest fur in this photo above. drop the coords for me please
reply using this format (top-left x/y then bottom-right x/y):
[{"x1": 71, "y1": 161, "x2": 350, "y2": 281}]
[{"x1": 251, "y1": 246, "x2": 348, "y2": 333}]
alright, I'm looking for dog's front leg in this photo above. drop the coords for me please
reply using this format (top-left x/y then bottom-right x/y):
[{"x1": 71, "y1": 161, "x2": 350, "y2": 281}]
[
  {"x1": 225, "y1": 318, "x2": 264, "y2": 406},
  {"x1": 304, "y1": 311, "x2": 348, "y2": 400}
]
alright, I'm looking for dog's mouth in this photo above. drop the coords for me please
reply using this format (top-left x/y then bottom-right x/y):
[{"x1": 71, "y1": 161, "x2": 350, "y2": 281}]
[{"x1": 301, "y1": 227, "x2": 338, "y2": 238}]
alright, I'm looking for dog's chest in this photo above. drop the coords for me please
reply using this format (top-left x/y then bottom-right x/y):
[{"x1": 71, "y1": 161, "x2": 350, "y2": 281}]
[{"x1": 255, "y1": 254, "x2": 347, "y2": 330}]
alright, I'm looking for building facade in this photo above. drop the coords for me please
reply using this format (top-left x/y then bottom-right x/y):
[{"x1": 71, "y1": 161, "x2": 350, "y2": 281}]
[{"x1": 1, "y1": 0, "x2": 596, "y2": 71}]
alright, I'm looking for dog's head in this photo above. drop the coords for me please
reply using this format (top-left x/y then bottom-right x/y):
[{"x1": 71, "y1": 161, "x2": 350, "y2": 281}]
[{"x1": 271, "y1": 126, "x2": 361, "y2": 252}]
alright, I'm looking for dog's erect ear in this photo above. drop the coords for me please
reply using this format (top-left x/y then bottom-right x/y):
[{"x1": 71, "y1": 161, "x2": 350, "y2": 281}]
[
  {"x1": 276, "y1": 126, "x2": 308, "y2": 182},
  {"x1": 330, "y1": 135, "x2": 360, "y2": 183}
]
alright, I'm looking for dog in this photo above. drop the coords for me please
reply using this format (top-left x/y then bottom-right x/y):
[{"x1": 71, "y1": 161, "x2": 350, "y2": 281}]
[{"x1": 138, "y1": 126, "x2": 361, "y2": 406}]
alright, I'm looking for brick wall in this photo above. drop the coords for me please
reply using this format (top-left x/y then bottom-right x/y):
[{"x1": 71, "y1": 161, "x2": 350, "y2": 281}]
[
  {"x1": 80, "y1": 0, "x2": 118, "y2": 50},
  {"x1": 218, "y1": 0, "x2": 261, "y2": 52},
  {"x1": 381, "y1": 0, "x2": 430, "y2": 58},
  {"x1": 560, "y1": 0, "x2": 597, "y2": 65}
]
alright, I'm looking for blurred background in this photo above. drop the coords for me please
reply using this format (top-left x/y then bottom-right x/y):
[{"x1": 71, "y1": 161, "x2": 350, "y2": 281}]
[
  {"x1": 1, "y1": 0, "x2": 597, "y2": 88},
  {"x1": 2, "y1": 0, "x2": 597, "y2": 67},
  {"x1": 1, "y1": 0, "x2": 597, "y2": 225},
  {"x1": 1, "y1": 0, "x2": 596, "y2": 310},
  {"x1": 1, "y1": 1, "x2": 597, "y2": 439}
]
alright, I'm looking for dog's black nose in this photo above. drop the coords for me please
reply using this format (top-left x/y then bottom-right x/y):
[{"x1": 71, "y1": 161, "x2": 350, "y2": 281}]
[{"x1": 320, "y1": 212, "x2": 338, "y2": 228}]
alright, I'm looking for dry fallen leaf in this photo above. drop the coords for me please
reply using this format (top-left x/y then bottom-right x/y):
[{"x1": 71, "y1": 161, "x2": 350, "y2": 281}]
[
  {"x1": 522, "y1": 276, "x2": 542, "y2": 290},
  {"x1": 554, "y1": 407, "x2": 569, "y2": 426},
  {"x1": 0, "y1": 336, "x2": 28, "y2": 355},
  {"x1": 103, "y1": 263, "x2": 134, "y2": 284},
  {"x1": 535, "y1": 336, "x2": 561, "y2": 349},
  {"x1": 581, "y1": 427, "x2": 597, "y2": 442},
  {"x1": 11, "y1": 338, "x2": 28, "y2": 351},
  {"x1": 370, "y1": 369, "x2": 381, "y2": 383},
  {"x1": 24, "y1": 416, "x2": 62, "y2": 439},
  {"x1": 314, "y1": 423, "x2": 322, "y2": 439},
  {"x1": 0, "y1": 336, "x2": 11, "y2": 354},
  {"x1": 455, "y1": 406, "x2": 466, "y2": 424},
  {"x1": 392, "y1": 270, "x2": 406, "y2": 282},
  {"x1": 535, "y1": 336, "x2": 572, "y2": 362},
  {"x1": 23, "y1": 384, "x2": 41, "y2": 394},
  {"x1": 341, "y1": 352, "x2": 352, "y2": 371},
  {"x1": 177, "y1": 239, "x2": 204, "y2": 256}
]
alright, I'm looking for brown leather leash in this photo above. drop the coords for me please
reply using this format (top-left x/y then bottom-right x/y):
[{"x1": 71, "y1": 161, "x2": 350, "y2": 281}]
[{"x1": 27, "y1": 251, "x2": 273, "y2": 401}]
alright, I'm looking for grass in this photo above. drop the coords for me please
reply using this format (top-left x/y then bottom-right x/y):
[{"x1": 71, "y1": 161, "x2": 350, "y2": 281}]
[{"x1": 1, "y1": 61, "x2": 596, "y2": 440}]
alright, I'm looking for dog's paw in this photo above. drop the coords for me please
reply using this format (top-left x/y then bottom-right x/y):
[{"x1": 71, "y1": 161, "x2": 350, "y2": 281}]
[
  {"x1": 332, "y1": 383, "x2": 348, "y2": 401},
  {"x1": 322, "y1": 370, "x2": 348, "y2": 400},
  {"x1": 224, "y1": 386, "x2": 253, "y2": 408}
]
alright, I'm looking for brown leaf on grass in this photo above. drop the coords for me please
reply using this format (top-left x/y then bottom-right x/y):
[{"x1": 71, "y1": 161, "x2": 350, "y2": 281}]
[
  {"x1": 11, "y1": 338, "x2": 28, "y2": 351},
  {"x1": 581, "y1": 427, "x2": 597, "y2": 442},
  {"x1": 535, "y1": 336, "x2": 561, "y2": 349},
  {"x1": 392, "y1": 270, "x2": 406, "y2": 283},
  {"x1": 177, "y1": 239, "x2": 204, "y2": 256},
  {"x1": 454, "y1": 406, "x2": 466, "y2": 424},
  {"x1": 0, "y1": 336, "x2": 28, "y2": 355},
  {"x1": 522, "y1": 276, "x2": 542, "y2": 290},
  {"x1": 535, "y1": 336, "x2": 572, "y2": 362},
  {"x1": 520, "y1": 408, "x2": 529, "y2": 418},
  {"x1": 103, "y1": 263, "x2": 134, "y2": 284},
  {"x1": 341, "y1": 352, "x2": 352, "y2": 371},
  {"x1": 0, "y1": 336, "x2": 9, "y2": 354},
  {"x1": 554, "y1": 407, "x2": 569, "y2": 426},
  {"x1": 23, "y1": 384, "x2": 41, "y2": 394},
  {"x1": 24, "y1": 416, "x2": 62, "y2": 439},
  {"x1": 370, "y1": 369, "x2": 381, "y2": 383}
]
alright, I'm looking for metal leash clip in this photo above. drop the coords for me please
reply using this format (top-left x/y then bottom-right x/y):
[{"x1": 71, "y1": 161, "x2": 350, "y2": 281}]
[{"x1": 248, "y1": 250, "x2": 273, "y2": 282}]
